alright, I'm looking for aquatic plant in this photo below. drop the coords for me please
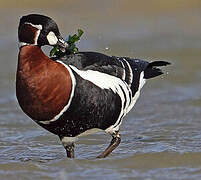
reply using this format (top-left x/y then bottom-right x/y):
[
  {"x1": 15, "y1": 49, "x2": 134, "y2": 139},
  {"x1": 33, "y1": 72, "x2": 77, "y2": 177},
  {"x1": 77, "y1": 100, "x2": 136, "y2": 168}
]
[{"x1": 50, "y1": 29, "x2": 84, "y2": 57}]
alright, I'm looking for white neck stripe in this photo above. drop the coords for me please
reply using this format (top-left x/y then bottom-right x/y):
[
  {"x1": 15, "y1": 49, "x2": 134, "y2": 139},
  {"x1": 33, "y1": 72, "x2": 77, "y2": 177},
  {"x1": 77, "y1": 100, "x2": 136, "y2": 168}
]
[
  {"x1": 38, "y1": 62, "x2": 76, "y2": 125},
  {"x1": 18, "y1": 41, "x2": 38, "y2": 48},
  {"x1": 18, "y1": 42, "x2": 33, "y2": 48}
]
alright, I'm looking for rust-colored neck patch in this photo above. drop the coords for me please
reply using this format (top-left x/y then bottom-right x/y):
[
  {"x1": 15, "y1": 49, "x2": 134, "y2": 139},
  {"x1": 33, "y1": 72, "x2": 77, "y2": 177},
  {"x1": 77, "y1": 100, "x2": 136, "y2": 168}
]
[
  {"x1": 18, "y1": 24, "x2": 39, "y2": 45},
  {"x1": 16, "y1": 46, "x2": 73, "y2": 121}
]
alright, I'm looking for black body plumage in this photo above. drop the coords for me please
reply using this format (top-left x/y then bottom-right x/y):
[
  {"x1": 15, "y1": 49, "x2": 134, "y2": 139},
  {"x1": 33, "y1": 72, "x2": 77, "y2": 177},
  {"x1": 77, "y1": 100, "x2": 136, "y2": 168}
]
[{"x1": 39, "y1": 52, "x2": 170, "y2": 138}]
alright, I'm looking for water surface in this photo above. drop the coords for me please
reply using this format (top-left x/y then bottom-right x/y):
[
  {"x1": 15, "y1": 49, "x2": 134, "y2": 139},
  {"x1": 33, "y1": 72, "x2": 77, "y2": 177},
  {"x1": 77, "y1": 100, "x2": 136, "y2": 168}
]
[{"x1": 0, "y1": 1, "x2": 201, "y2": 179}]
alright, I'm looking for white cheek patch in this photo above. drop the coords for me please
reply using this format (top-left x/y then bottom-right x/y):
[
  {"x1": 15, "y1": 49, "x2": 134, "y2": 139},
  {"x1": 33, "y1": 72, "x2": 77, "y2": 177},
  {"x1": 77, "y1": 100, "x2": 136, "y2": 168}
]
[{"x1": 47, "y1": 31, "x2": 58, "y2": 45}]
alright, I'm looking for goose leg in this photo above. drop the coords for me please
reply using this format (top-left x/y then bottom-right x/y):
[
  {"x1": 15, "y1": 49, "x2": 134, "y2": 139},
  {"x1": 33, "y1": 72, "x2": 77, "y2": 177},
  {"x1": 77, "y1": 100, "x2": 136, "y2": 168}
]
[
  {"x1": 97, "y1": 131, "x2": 121, "y2": 158},
  {"x1": 65, "y1": 143, "x2": 75, "y2": 158},
  {"x1": 60, "y1": 136, "x2": 75, "y2": 158}
]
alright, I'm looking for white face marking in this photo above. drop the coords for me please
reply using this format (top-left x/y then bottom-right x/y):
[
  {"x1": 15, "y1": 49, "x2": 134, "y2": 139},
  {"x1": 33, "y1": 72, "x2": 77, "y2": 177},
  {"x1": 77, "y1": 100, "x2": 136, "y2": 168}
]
[
  {"x1": 38, "y1": 62, "x2": 76, "y2": 125},
  {"x1": 47, "y1": 31, "x2": 58, "y2": 45},
  {"x1": 24, "y1": 22, "x2": 43, "y2": 30}
]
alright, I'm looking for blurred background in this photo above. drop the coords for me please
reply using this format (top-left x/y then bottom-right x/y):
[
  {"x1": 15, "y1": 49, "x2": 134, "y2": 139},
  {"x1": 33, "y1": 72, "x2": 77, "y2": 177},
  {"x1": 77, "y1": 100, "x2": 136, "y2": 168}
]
[{"x1": 0, "y1": 0, "x2": 201, "y2": 179}]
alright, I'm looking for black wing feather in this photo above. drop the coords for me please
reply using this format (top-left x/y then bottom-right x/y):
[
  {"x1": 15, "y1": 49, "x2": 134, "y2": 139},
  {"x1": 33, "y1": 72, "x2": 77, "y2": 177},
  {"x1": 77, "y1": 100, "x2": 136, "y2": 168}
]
[{"x1": 52, "y1": 52, "x2": 170, "y2": 89}]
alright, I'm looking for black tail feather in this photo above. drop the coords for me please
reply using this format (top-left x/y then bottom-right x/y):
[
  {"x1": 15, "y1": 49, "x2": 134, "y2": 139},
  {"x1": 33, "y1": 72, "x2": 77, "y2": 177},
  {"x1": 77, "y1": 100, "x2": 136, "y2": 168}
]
[
  {"x1": 144, "y1": 61, "x2": 170, "y2": 79},
  {"x1": 148, "y1": 61, "x2": 171, "y2": 67}
]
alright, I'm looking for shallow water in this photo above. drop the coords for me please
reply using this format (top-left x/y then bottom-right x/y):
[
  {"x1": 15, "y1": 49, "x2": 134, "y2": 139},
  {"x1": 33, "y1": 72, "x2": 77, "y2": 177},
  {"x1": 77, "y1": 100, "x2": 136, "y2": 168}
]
[{"x1": 1, "y1": 1, "x2": 201, "y2": 179}]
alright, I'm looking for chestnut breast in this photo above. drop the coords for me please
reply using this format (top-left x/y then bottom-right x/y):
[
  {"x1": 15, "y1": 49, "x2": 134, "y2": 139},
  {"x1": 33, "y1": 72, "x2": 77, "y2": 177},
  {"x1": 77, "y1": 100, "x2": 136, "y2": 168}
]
[{"x1": 16, "y1": 46, "x2": 72, "y2": 121}]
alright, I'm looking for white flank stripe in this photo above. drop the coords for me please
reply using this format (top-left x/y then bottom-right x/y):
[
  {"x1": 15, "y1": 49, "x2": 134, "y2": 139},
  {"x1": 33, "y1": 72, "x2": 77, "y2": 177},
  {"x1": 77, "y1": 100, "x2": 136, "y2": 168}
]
[
  {"x1": 126, "y1": 71, "x2": 146, "y2": 113},
  {"x1": 39, "y1": 62, "x2": 76, "y2": 125},
  {"x1": 69, "y1": 65, "x2": 132, "y2": 135},
  {"x1": 139, "y1": 71, "x2": 146, "y2": 90},
  {"x1": 120, "y1": 61, "x2": 126, "y2": 80},
  {"x1": 70, "y1": 65, "x2": 126, "y2": 92},
  {"x1": 123, "y1": 58, "x2": 133, "y2": 87}
]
